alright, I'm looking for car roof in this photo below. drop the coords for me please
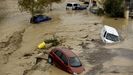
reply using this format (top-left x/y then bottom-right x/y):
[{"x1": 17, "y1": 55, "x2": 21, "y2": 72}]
[
  {"x1": 104, "y1": 25, "x2": 119, "y2": 36},
  {"x1": 67, "y1": 2, "x2": 80, "y2": 4},
  {"x1": 55, "y1": 48, "x2": 76, "y2": 57}
]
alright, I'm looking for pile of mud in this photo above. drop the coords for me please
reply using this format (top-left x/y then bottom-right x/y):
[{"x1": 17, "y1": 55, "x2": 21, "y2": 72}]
[
  {"x1": 0, "y1": 0, "x2": 7, "y2": 22},
  {"x1": 0, "y1": 29, "x2": 25, "y2": 64}
]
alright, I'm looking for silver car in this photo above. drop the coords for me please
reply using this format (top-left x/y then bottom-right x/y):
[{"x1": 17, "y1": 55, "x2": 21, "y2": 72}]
[{"x1": 129, "y1": 10, "x2": 133, "y2": 18}]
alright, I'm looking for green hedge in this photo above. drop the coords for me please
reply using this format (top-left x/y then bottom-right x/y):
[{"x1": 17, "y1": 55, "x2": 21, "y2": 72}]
[{"x1": 104, "y1": 0, "x2": 124, "y2": 17}]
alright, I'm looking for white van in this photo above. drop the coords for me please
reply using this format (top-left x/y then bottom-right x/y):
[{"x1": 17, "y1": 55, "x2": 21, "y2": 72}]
[
  {"x1": 66, "y1": 2, "x2": 80, "y2": 10},
  {"x1": 101, "y1": 25, "x2": 120, "y2": 43}
]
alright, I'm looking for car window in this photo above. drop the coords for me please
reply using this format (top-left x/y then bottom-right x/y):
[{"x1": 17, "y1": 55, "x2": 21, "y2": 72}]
[
  {"x1": 69, "y1": 57, "x2": 81, "y2": 67},
  {"x1": 67, "y1": 3, "x2": 72, "y2": 7},
  {"x1": 74, "y1": 4, "x2": 78, "y2": 6},
  {"x1": 104, "y1": 31, "x2": 107, "y2": 37},
  {"x1": 106, "y1": 33, "x2": 119, "y2": 41},
  {"x1": 37, "y1": 15, "x2": 44, "y2": 21},
  {"x1": 55, "y1": 50, "x2": 62, "y2": 57},
  {"x1": 43, "y1": 16, "x2": 47, "y2": 19},
  {"x1": 61, "y1": 54, "x2": 68, "y2": 65}
]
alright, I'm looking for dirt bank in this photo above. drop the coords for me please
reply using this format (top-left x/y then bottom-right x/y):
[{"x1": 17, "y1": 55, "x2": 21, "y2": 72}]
[{"x1": 0, "y1": 29, "x2": 25, "y2": 64}]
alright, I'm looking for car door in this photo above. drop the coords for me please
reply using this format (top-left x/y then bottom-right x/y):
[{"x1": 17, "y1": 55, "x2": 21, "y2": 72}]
[
  {"x1": 60, "y1": 54, "x2": 69, "y2": 71},
  {"x1": 54, "y1": 50, "x2": 69, "y2": 71},
  {"x1": 54, "y1": 50, "x2": 63, "y2": 68}
]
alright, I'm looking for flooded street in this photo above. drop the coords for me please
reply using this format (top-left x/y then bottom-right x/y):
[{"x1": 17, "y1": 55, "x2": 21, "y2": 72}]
[{"x1": 0, "y1": 0, "x2": 133, "y2": 75}]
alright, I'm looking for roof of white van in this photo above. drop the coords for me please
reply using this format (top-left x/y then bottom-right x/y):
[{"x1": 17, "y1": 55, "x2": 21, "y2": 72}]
[
  {"x1": 66, "y1": 1, "x2": 82, "y2": 4},
  {"x1": 67, "y1": 2, "x2": 79, "y2": 4},
  {"x1": 104, "y1": 25, "x2": 119, "y2": 36}
]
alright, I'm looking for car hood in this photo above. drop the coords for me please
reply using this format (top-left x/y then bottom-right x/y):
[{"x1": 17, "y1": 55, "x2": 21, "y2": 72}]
[{"x1": 70, "y1": 66, "x2": 84, "y2": 74}]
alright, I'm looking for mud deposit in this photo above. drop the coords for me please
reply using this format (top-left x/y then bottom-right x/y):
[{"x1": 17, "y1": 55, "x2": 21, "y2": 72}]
[
  {"x1": 0, "y1": 0, "x2": 7, "y2": 21},
  {"x1": 0, "y1": 29, "x2": 25, "y2": 64}
]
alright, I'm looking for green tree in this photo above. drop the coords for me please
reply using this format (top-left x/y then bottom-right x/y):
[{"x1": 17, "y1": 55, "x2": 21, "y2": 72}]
[
  {"x1": 103, "y1": 0, "x2": 124, "y2": 17},
  {"x1": 18, "y1": 0, "x2": 61, "y2": 16}
]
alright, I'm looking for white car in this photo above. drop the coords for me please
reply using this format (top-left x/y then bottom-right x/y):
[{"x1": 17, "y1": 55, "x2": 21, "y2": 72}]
[
  {"x1": 66, "y1": 2, "x2": 80, "y2": 10},
  {"x1": 101, "y1": 25, "x2": 120, "y2": 43}
]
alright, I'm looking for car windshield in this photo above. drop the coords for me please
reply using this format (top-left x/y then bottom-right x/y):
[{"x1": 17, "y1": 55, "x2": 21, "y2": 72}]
[
  {"x1": 67, "y1": 4, "x2": 72, "y2": 7},
  {"x1": 69, "y1": 57, "x2": 81, "y2": 67},
  {"x1": 106, "y1": 33, "x2": 119, "y2": 42},
  {"x1": 74, "y1": 4, "x2": 78, "y2": 6}
]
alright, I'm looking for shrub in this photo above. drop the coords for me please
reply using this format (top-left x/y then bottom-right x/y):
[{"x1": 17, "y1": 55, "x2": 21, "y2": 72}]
[
  {"x1": 103, "y1": 0, "x2": 124, "y2": 17},
  {"x1": 97, "y1": 8, "x2": 104, "y2": 16}
]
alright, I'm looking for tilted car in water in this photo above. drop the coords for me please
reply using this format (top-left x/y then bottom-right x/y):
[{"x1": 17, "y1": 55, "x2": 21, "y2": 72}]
[
  {"x1": 30, "y1": 15, "x2": 51, "y2": 24},
  {"x1": 48, "y1": 48, "x2": 85, "y2": 74},
  {"x1": 101, "y1": 25, "x2": 120, "y2": 43}
]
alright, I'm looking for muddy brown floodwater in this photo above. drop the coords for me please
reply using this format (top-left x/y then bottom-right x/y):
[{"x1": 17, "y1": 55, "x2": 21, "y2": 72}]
[{"x1": 0, "y1": 0, "x2": 133, "y2": 75}]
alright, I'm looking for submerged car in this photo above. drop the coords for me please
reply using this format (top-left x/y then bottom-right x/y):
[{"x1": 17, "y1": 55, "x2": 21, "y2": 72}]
[
  {"x1": 48, "y1": 48, "x2": 85, "y2": 74},
  {"x1": 74, "y1": 4, "x2": 88, "y2": 10},
  {"x1": 101, "y1": 25, "x2": 120, "y2": 43},
  {"x1": 66, "y1": 2, "x2": 78, "y2": 10},
  {"x1": 66, "y1": 2, "x2": 87, "y2": 10},
  {"x1": 90, "y1": 6, "x2": 99, "y2": 14},
  {"x1": 30, "y1": 15, "x2": 51, "y2": 23}
]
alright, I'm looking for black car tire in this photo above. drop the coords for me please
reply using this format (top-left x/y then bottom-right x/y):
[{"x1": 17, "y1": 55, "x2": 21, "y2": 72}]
[{"x1": 48, "y1": 56, "x2": 53, "y2": 64}]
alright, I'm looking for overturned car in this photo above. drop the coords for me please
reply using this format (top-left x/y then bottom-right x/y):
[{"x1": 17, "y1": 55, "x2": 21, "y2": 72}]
[{"x1": 101, "y1": 25, "x2": 120, "y2": 43}]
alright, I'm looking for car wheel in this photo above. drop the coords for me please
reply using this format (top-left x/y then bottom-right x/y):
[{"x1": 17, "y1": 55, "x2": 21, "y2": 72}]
[{"x1": 48, "y1": 56, "x2": 53, "y2": 64}]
